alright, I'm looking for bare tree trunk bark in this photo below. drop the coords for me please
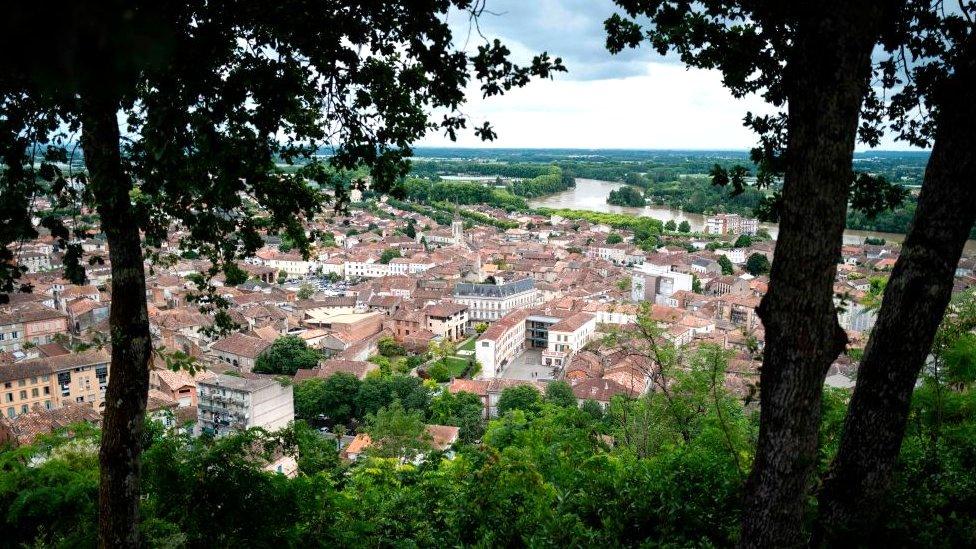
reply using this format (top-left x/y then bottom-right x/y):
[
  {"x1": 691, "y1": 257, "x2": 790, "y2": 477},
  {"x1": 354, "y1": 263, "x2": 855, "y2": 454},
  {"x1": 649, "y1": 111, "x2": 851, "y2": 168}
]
[
  {"x1": 815, "y1": 45, "x2": 976, "y2": 545},
  {"x1": 81, "y1": 95, "x2": 152, "y2": 549},
  {"x1": 739, "y1": 3, "x2": 883, "y2": 546}
]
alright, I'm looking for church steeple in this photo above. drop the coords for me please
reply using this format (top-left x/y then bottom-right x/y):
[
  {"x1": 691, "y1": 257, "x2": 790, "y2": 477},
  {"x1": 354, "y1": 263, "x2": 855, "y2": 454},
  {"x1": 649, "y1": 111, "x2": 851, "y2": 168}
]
[{"x1": 451, "y1": 201, "x2": 463, "y2": 245}]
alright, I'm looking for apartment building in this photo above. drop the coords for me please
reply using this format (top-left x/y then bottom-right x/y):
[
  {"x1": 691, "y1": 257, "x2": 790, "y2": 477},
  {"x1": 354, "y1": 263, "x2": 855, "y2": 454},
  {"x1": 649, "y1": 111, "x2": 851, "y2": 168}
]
[
  {"x1": 1, "y1": 349, "x2": 110, "y2": 419},
  {"x1": 704, "y1": 213, "x2": 759, "y2": 236},
  {"x1": 453, "y1": 278, "x2": 539, "y2": 323},
  {"x1": 0, "y1": 303, "x2": 69, "y2": 352},
  {"x1": 542, "y1": 312, "x2": 597, "y2": 368},
  {"x1": 197, "y1": 374, "x2": 294, "y2": 437},
  {"x1": 475, "y1": 309, "x2": 530, "y2": 377}
]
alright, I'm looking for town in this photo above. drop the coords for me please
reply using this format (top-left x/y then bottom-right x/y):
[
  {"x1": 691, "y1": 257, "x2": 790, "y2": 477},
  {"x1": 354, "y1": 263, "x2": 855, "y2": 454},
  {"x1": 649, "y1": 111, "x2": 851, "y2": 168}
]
[{"x1": 1, "y1": 177, "x2": 953, "y2": 465}]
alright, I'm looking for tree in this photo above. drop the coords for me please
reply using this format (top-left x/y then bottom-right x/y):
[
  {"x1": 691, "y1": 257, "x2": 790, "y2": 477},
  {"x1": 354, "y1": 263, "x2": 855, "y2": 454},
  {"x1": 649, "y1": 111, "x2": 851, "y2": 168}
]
[
  {"x1": 293, "y1": 378, "x2": 328, "y2": 421},
  {"x1": 296, "y1": 283, "x2": 315, "y2": 301},
  {"x1": 364, "y1": 401, "x2": 431, "y2": 460},
  {"x1": 606, "y1": 233, "x2": 623, "y2": 245},
  {"x1": 677, "y1": 220, "x2": 691, "y2": 233},
  {"x1": 0, "y1": 4, "x2": 562, "y2": 543},
  {"x1": 403, "y1": 222, "x2": 417, "y2": 240},
  {"x1": 277, "y1": 270, "x2": 288, "y2": 285},
  {"x1": 664, "y1": 219, "x2": 677, "y2": 231},
  {"x1": 745, "y1": 253, "x2": 771, "y2": 276},
  {"x1": 428, "y1": 390, "x2": 486, "y2": 443},
  {"x1": 818, "y1": 3, "x2": 976, "y2": 537},
  {"x1": 379, "y1": 248, "x2": 401, "y2": 264},
  {"x1": 497, "y1": 385, "x2": 542, "y2": 416},
  {"x1": 426, "y1": 362, "x2": 451, "y2": 383},
  {"x1": 302, "y1": 373, "x2": 363, "y2": 424},
  {"x1": 733, "y1": 234, "x2": 752, "y2": 248},
  {"x1": 253, "y1": 336, "x2": 320, "y2": 376},
  {"x1": 377, "y1": 337, "x2": 406, "y2": 358},
  {"x1": 544, "y1": 381, "x2": 578, "y2": 408},
  {"x1": 717, "y1": 255, "x2": 735, "y2": 276},
  {"x1": 474, "y1": 322, "x2": 489, "y2": 335},
  {"x1": 607, "y1": 2, "x2": 889, "y2": 544},
  {"x1": 692, "y1": 274, "x2": 703, "y2": 294}
]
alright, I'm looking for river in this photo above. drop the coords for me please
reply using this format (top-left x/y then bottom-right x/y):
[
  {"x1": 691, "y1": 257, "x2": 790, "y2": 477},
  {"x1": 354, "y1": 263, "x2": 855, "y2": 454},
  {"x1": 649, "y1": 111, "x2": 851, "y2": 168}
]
[{"x1": 529, "y1": 178, "x2": 976, "y2": 253}]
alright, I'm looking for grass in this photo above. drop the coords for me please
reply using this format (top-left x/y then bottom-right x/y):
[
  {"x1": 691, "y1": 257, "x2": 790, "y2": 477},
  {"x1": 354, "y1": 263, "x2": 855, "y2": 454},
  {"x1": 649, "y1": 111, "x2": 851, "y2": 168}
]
[
  {"x1": 458, "y1": 337, "x2": 476, "y2": 352},
  {"x1": 437, "y1": 356, "x2": 470, "y2": 378}
]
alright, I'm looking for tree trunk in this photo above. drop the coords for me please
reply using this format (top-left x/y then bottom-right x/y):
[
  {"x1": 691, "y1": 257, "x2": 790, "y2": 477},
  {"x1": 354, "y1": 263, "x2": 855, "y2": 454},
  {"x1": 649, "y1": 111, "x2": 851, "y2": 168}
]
[
  {"x1": 739, "y1": 3, "x2": 882, "y2": 546},
  {"x1": 815, "y1": 45, "x2": 976, "y2": 545},
  {"x1": 81, "y1": 95, "x2": 152, "y2": 549}
]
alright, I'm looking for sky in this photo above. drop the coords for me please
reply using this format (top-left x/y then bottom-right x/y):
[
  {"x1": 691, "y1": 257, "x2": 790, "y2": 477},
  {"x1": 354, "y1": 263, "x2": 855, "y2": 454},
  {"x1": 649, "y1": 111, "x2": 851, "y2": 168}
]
[{"x1": 416, "y1": 0, "x2": 917, "y2": 151}]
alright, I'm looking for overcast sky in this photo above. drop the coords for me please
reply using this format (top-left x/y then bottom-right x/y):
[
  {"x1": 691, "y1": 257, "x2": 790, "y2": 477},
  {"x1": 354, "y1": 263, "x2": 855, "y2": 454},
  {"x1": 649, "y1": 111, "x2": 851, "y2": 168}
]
[{"x1": 416, "y1": 0, "x2": 917, "y2": 151}]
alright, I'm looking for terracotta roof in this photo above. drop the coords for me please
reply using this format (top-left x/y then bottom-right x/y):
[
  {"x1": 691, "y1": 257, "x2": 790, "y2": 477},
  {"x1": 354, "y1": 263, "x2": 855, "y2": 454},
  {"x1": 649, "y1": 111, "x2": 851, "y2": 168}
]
[
  {"x1": 210, "y1": 332, "x2": 271, "y2": 359},
  {"x1": 0, "y1": 402, "x2": 102, "y2": 447}
]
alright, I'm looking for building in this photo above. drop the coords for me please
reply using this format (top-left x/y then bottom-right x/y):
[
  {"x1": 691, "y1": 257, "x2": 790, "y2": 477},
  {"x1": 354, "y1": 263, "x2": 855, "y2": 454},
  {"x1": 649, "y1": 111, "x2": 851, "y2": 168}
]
[
  {"x1": 197, "y1": 374, "x2": 294, "y2": 437},
  {"x1": 0, "y1": 402, "x2": 102, "y2": 447},
  {"x1": 705, "y1": 213, "x2": 759, "y2": 236},
  {"x1": 453, "y1": 278, "x2": 539, "y2": 323},
  {"x1": 424, "y1": 303, "x2": 469, "y2": 341},
  {"x1": 209, "y1": 332, "x2": 272, "y2": 372},
  {"x1": 542, "y1": 312, "x2": 597, "y2": 369},
  {"x1": 1, "y1": 349, "x2": 110, "y2": 419},
  {"x1": 631, "y1": 263, "x2": 694, "y2": 306},
  {"x1": 475, "y1": 309, "x2": 530, "y2": 377},
  {"x1": 0, "y1": 303, "x2": 69, "y2": 352}
]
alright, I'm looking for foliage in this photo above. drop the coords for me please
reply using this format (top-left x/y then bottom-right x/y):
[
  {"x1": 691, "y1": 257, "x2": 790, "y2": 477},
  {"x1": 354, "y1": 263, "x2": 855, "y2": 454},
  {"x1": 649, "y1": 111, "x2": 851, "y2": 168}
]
[
  {"x1": 745, "y1": 253, "x2": 771, "y2": 276},
  {"x1": 607, "y1": 185, "x2": 646, "y2": 207},
  {"x1": 379, "y1": 248, "x2": 401, "y2": 264},
  {"x1": 364, "y1": 401, "x2": 431, "y2": 460},
  {"x1": 497, "y1": 385, "x2": 542, "y2": 416},
  {"x1": 294, "y1": 373, "x2": 361, "y2": 424},
  {"x1": 428, "y1": 391, "x2": 486, "y2": 443},
  {"x1": 733, "y1": 234, "x2": 753, "y2": 248},
  {"x1": 296, "y1": 283, "x2": 315, "y2": 301},
  {"x1": 377, "y1": 337, "x2": 407, "y2": 358},
  {"x1": 718, "y1": 255, "x2": 735, "y2": 275},
  {"x1": 474, "y1": 322, "x2": 489, "y2": 335},
  {"x1": 606, "y1": 233, "x2": 623, "y2": 245},
  {"x1": 678, "y1": 220, "x2": 691, "y2": 233},
  {"x1": 509, "y1": 166, "x2": 573, "y2": 198},
  {"x1": 544, "y1": 381, "x2": 578, "y2": 408},
  {"x1": 664, "y1": 219, "x2": 677, "y2": 231},
  {"x1": 253, "y1": 336, "x2": 321, "y2": 376}
]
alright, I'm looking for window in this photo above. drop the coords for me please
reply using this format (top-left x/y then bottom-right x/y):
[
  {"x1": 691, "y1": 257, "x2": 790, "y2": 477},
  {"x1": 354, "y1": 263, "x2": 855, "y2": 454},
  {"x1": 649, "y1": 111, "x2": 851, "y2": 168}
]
[
  {"x1": 76, "y1": 397, "x2": 84, "y2": 403},
  {"x1": 20, "y1": 404, "x2": 27, "y2": 414},
  {"x1": 17, "y1": 380, "x2": 25, "y2": 387},
  {"x1": 31, "y1": 388, "x2": 38, "y2": 398},
  {"x1": 4, "y1": 393, "x2": 11, "y2": 403},
  {"x1": 19, "y1": 390, "x2": 27, "y2": 400},
  {"x1": 6, "y1": 407, "x2": 14, "y2": 418},
  {"x1": 43, "y1": 387, "x2": 49, "y2": 395}
]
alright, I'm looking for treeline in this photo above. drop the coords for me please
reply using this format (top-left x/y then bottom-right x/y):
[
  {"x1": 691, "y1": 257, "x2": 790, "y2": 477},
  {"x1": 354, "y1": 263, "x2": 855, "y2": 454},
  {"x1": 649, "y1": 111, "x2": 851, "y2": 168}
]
[
  {"x1": 846, "y1": 195, "x2": 976, "y2": 239},
  {"x1": 409, "y1": 160, "x2": 553, "y2": 180},
  {"x1": 399, "y1": 178, "x2": 527, "y2": 211},
  {"x1": 607, "y1": 185, "x2": 646, "y2": 207},
  {"x1": 509, "y1": 166, "x2": 574, "y2": 198},
  {"x1": 537, "y1": 207, "x2": 663, "y2": 250},
  {"x1": 384, "y1": 197, "x2": 518, "y2": 230},
  {"x1": 639, "y1": 176, "x2": 766, "y2": 217}
]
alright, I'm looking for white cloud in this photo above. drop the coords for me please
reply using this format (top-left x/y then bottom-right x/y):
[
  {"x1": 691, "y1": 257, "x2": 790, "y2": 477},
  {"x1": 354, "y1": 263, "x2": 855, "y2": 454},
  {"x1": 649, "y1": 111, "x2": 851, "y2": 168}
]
[{"x1": 419, "y1": 63, "x2": 773, "y2": 149}]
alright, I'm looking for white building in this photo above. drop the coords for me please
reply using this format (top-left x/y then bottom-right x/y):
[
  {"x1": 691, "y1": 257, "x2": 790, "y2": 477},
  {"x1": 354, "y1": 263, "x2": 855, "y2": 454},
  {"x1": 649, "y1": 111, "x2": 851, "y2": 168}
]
[
  {"x1": 715, "y1": 248, "x2": 747, "y2": 264},
  {"x1": 475, "y1": 309, "x2": 530, "y2": 378},
  {"x1": 453, "y1": 278, "x2": 539, "y2": 323},
  {"x1": 197, "y1": 375, "x2": 294, "y2": 437},
  {"x1": 542, "y1": 312, "x2": 597, "y2": 368},
  {"x1": 631, "y1": 263, "x2": 694, "y2": 306},
  {"x1": 705, "y1": 213, "x2": 759, "y2": 236}
]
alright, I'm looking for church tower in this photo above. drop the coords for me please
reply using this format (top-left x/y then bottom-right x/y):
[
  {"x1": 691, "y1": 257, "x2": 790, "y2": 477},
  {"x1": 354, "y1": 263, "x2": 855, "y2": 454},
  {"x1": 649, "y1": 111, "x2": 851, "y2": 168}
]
[{"x1": 451, "y1": 211, "x2": 464, "y2": 245}]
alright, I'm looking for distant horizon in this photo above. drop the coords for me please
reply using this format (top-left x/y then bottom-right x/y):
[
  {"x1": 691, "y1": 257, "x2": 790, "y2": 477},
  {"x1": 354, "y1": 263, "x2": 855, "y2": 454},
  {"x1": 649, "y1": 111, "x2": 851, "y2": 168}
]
[{"x1": 409, "y1": 146, "x2": 931, "y2": 155}]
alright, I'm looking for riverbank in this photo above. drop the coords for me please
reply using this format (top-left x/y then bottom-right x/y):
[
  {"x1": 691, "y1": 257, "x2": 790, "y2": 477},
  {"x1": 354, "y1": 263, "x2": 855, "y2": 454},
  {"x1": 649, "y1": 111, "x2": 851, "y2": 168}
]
[{"x1": 529, "y1": 178, "x2": 976, "y2": 254}]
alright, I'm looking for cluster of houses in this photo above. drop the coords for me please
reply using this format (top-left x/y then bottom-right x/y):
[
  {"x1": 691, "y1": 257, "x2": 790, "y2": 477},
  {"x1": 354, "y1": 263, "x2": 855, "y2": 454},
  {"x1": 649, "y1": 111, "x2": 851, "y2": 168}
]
[{"x1": 3, "y1": 192, "x2": 974, "y2": 466}]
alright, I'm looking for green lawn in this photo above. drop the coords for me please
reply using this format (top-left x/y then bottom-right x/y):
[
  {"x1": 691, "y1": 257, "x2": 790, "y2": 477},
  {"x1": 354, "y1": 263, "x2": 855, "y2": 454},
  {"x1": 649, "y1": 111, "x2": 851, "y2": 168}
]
[
  {"x1": 458, "y1": 337, "x2": 476, "y2": 352},
  {"x1": 438, "y1": 356, "x2": 470, "y2": 378}
]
